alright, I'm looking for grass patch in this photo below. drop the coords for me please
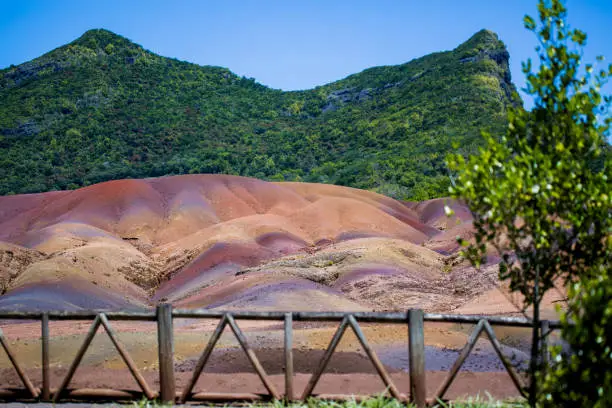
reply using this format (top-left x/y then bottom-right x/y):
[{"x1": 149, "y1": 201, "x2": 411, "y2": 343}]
[{"x1": 130, "y1": 393, "x2": 526, "y2": 407}]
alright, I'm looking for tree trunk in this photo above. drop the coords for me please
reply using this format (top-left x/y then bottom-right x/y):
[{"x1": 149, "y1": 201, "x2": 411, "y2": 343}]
[{"x1": 529, "y1": 266, "x2": 541, "y2": 407}]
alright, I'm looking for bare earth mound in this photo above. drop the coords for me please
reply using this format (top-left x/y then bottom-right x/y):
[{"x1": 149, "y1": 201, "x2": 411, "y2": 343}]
[
  {"x1": 0, "y1": 173, "x2": 558, "y2": 317},
  {"x1": 0, "y1": 174, "x2": 564, "y2": 399}
]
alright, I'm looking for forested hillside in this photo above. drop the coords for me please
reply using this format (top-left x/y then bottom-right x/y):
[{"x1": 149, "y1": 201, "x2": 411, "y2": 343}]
[{"x1": 0, "y1": 28, "x2": 520, "y2": 199}]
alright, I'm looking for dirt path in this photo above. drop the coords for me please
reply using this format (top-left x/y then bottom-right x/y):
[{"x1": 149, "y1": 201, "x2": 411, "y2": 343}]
[{"x1": 1, "y1": 367, "x2": 524, "y2": 401}]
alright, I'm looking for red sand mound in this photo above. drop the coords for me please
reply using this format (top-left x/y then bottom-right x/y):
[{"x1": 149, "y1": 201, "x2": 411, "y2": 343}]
[
  {"x1": 154, "y1": 241, "x2": 279, "y2": 302},
  {"x1": 0, "y1": 174, "x2": 483, "y2": 312}
]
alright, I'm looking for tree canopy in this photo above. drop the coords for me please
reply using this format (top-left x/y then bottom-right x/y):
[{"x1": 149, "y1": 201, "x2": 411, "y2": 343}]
[{"x1": 0, "y1": 28, "x2": 519, "y2": 199}]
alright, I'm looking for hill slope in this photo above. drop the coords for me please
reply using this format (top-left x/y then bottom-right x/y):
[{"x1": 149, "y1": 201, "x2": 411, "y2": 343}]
[
  {"x1": 0, "y1": 29, "x2": 519, "y2": 199},
  {"x1": 0, "y1": 174, "x2": 481, "y2": 311}
]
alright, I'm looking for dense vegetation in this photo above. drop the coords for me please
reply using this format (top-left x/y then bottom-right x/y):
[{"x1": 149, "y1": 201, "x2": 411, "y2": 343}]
[{"x1": 0, "y1": 28, "x2": 520, "y2": 198}]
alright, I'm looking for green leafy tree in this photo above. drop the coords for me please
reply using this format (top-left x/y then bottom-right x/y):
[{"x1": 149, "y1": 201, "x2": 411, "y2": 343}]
[
  {"x1": 540, "y1": 270, "x2": 612, "y2": 407},
  {"x1": 447, "y1": 0, "x2": 611, "y2": 405}
]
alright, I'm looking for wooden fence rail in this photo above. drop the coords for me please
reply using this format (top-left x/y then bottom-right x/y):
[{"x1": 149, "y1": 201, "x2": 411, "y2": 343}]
[{"x1": 0, "y1": 305, "x2": 561, "y2": 406}]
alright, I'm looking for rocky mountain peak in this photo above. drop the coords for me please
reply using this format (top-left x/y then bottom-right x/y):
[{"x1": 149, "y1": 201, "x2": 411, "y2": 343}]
[
  {"x1": 70, "y1": 28, "x2": 143, "y2": 54},
  {"x1": 456, "y1": 29, "x2": 506, "y2": 53}
]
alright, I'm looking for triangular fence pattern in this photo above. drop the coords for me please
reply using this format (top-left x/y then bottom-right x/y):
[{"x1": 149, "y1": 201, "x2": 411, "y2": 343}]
[
  {"x1": 179, "y1": 313, "x2": 281, "y2": 402},
  {"x1": 0, "y1": 307, "x2": 556, "y2": 405},
  {"x1": 52, "y1": 313, "x2": 155, "y2": 402},
  {"x1": 434, "y1": 319, "x2": 526, "y2": 401},
  {"x1": 300, "y1": 314, "x2": 404, "y2": 400}
]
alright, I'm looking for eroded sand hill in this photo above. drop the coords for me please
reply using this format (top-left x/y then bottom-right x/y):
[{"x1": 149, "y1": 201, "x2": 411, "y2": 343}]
[{"x1": 0, "y1": 174, "x2": 550, "y2": 314}]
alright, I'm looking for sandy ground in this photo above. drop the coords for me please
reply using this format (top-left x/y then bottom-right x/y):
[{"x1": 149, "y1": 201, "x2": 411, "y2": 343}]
[
  {"x1": 0, "y1": 319, "x2": 537, "y2": 401},
  {"x1": 0, "y1": 370, "x2": 525, "y2": 401},
  {"x1": 0, "y1": 174, "x2": 490, "y2": 314}
]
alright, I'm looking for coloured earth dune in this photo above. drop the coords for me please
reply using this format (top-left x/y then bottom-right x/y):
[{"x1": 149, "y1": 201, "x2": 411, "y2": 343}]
[{"x1": 0, "y1": 174, "x2": 559, "y2": 315}]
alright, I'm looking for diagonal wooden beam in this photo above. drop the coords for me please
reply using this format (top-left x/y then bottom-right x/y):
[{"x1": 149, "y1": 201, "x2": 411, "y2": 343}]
[
  {"x1": 53, "y1": 315, "x2": 102, "y2": 403},
  {"x1": 98, "y1": 314, "x2": 155, "y2": 400},
  {"x1": 434, "y1": 319, "x2": 485, "y2": 401},
  {"x1": 0, "y1": 327, "x2": 39, "y2": 398},
  {"x1": 179, "y1": 315, "x2": 228, "y2": 403},
  {"x1": 301, "y1": 315, "x2": 349, "y2": 400},
  {"x1": 226, "y1": 314, "x2": 281, "y2": 400},
  {"x1": 481, "y1": 320, "x2": 526, "y2": 397},
  {"x1": 347, "y1": 315, "x2": 403, "y2": 400}
]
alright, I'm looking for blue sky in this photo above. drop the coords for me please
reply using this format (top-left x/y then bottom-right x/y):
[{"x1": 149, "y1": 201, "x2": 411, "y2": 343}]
[{"x1": 1, "y1": 0, "x2": 611, "y2": 108}]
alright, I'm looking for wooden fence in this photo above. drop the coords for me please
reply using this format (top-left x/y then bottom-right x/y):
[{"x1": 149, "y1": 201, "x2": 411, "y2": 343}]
[{"x1": 0, "y1": 305, "x2": 560, "y2": 406}]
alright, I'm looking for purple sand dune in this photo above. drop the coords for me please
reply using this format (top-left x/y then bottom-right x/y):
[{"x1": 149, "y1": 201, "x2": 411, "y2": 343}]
[
  {"x1": 157, "y1": 262, "x2": 242, "y2": 302},
  {"x1": 154, "y1": 241, "x2": 276, "y2": 301},
  {"x1": 197, "y1": 278, "x2": 345, "y2": 309},
  {"x1": 0, "y1": 281, "x2": 145, "y2": 311}
]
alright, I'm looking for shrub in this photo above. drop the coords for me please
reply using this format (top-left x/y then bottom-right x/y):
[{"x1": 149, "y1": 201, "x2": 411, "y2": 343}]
[{"x1": 540, "y1": 270, "x2": 612, "y2": 407}]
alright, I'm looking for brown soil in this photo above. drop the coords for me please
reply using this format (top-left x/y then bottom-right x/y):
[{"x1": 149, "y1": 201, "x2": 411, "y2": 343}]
[
  {"x1": 0, "y1": 368, "x2": 524, "y2": 401},
  {"x1": 0, "y1": 174, "x2": 505, "y2": 313}
]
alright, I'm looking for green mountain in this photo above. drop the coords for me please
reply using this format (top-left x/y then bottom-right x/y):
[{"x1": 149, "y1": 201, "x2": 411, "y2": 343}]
[{"x1": 0, "y1": 28, "x2": 519, "y2": 199}]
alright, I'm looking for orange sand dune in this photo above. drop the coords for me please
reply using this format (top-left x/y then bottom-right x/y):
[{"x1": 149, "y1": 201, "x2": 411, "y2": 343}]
[{"x1": 0, "y1": 174, "x2": 485, "y2": 312}]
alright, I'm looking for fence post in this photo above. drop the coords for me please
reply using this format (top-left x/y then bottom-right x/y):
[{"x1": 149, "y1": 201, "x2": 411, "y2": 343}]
[
  {"x1": 41, "y1": 312, "x2": 50, "y2": 401},
  {"x1": 157, "y1": 303, "x2": 175, "y2": 403},
  {"x1": 409, "y1": 309, "x2": 426, "y2": 407},
  {"x1": 284, "y1": 312, "x2": 294, "y2": 401}
]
